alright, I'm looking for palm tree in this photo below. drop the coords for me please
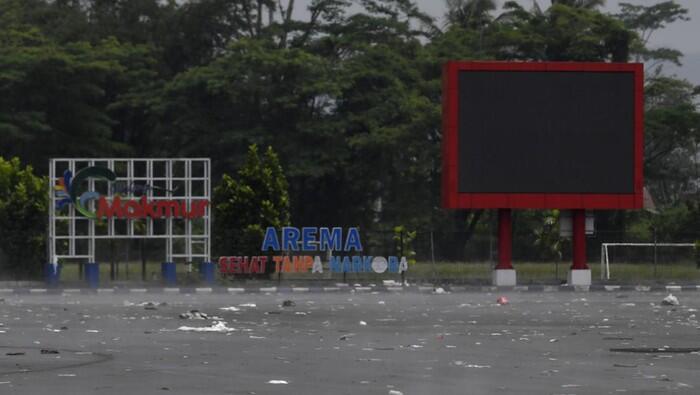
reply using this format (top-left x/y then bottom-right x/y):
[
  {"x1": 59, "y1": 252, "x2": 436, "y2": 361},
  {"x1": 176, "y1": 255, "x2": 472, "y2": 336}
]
[
  {"x1": 550, "y1": 0, "x2": 605, "y2": 9},
  {"x1": 445, "y1": 0, "x2": 497, "y2": 30}
]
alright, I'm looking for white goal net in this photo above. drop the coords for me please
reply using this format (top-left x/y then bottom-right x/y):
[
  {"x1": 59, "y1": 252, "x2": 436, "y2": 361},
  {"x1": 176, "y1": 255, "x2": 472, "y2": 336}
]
[{"x1": 600, "y1": 243, "x2": 696, "y2": 280}]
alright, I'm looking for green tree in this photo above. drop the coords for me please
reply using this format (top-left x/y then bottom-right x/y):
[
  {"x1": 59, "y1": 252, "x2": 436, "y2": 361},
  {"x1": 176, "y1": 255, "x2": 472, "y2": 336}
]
[
  {"x1": 213, "y1": 145, "x2": 290, "y2": 256},
  {"x1": 551, "y1": 0, "x2": 604, "y2": 9},
  {"x1": 484, "y1": 1, "x2": 631, "y2": 62},
  {"x1": 446, "y1": 0, "x2": 497, "y2": 30},
  {"x1": 644, "y1": 75, "x2": 700, "y2": 206},
  {"x1": 532, "y1": 210, "x2": 565, "y2": 261},
  {"x1": 618, "y1": 1, "x2": 689, "y2": 69},
  {"x1": 0, "y1": 157, "x2": 47, "y2": 279},
  {"x1": 0, "y1": 22, "x2": 158, "y2": 172}
]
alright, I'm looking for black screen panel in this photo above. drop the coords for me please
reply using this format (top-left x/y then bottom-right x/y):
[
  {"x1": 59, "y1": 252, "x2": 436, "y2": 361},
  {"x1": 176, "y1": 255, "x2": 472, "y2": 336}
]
[{"x1": 457, "y1": 71, "x2": 635, "y2": 194}]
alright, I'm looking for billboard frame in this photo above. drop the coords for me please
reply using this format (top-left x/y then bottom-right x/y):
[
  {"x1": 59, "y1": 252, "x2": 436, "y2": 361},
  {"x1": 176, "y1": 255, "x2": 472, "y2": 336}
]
[
  {"x1": 48, "y1": 158, "x2": 211, "y2": 265},
  {"x1": 441, "y1": 61, "x2": 644, "y2": 210}
]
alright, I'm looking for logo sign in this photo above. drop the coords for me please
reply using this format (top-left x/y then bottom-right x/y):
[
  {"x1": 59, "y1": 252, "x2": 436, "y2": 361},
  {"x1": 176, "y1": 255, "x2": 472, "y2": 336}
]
[
  {"x1": 55, "y1": 166, "x2": 208, "y2": 220},
  {"x1": 219, "y1": 227, "x2": 408, "y2": 275}
]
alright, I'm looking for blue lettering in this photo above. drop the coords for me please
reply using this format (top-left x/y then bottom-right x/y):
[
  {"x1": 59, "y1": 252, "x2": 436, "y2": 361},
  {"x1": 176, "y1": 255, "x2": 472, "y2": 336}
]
[
  {"x1": 388, "y1": 256, "x2": 399, "y2": 273},
  {"x1": 344, "y1": 228, "x2": 362, "y2": 252},
  {"x1": 261, "y1": 227, "x2": 280, "y2": 251},
  {"x1": 320, "y1": 227, "x2": 342, "y2": 251},
  {"x1": 362, "y1": 256, "x2": 373, "y2": 272},
  {"x1": 283, "y1": 227, "x2": 300, "y2": 251},
  {"x1": 342, "y1": 256, "x2": 352, "y2": 273},
  {"x1": 352, "y1": 256, "x2": 363, "y2": 272},
  {"x1": 301, "y1": 227, "x2": 317, "y2": 251},
  {"x1": 329, "y1": 256, "x2": 343, "y2": 272}
]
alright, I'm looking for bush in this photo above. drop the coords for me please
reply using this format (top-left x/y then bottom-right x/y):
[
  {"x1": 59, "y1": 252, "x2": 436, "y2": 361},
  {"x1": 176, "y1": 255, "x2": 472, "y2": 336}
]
[
  {"x1": 0, "y1": 157, "x2": 47, "y2": 279},
  {"x1": 213, "y1": 145, "x2": 290, "y2": 257}
]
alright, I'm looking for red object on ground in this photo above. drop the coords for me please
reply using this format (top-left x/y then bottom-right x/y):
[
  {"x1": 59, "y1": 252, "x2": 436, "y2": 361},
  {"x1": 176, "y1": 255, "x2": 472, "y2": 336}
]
[
  {"x1": 572, "y1": 209, "x2": 589, "y2": 270},
  {"x1": 497, "y1": 296, "x2": 509, "y2": 305},
  {"x1": 496, "y1": 209, "x2": 514, "y2": 270}
]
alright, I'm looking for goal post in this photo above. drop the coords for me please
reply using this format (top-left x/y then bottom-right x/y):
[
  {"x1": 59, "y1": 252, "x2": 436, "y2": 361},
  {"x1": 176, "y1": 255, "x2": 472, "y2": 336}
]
[{"x1": 600, "y1": 242, "x2": 696, "y2": 280}]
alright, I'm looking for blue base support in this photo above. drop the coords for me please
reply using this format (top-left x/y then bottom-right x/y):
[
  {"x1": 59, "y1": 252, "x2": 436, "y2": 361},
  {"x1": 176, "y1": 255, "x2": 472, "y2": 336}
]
[
  {"x1": 199, "y1": 262, "x2": 216, "y2": 284},
  {"x1": 161, "y1": 262, "x2": 177, "y2": 285},
  {"x1": 45, "y1": 263, "x2": 61, "y2": 287},
  {"x1": 85, "y1": 262, "x2": 99, "y2": 288}
]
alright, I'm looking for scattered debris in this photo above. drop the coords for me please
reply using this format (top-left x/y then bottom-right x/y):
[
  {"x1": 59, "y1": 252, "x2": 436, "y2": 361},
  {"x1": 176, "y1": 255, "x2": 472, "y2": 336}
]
[
  {"x1": 611, "y1": 347, "x2": 700, "y2": 353},
  {"x1": 613, "y1": 363, "x2": 638, "y2": 368},
  {"x1": 388, "y1": 390, "x2": 404, "y2": 395},
  {"x1": 267, "y1": 380, "x2": 288, "y2": 385},
  {"x1": 124, "y1": 301, "x2": 167, "y2": 308},
  {"x1": 85, "y1": 330, "x2": 100, "y2": 333},
  {"x1": 281, "y1": 300, "x2": 296, "y2": 307},
  {"x1": 40, "y1": 349, "x2": 59, "y2": 354},
  {"x1": 177, "y1": 321, "x2": 236, "y2": 333},
  {"x1": 239, "y1": 303, "x2": 257, "y2": 308},
  {"x1": 497, "y1": 296, "x2": 509, "y2": 305},
  {"x1": 454, "y1": 361, "x2": 491, "y2": 368},
  {"x1": 339, "y1": 333, "x2": 355, "y2": 341},
  {"x1": 219, "y1": 307, "x2": 241, "y2": 312},
  {"x1": 433, "y1": 287, "x2": 447, "y2": 295},
  {"x1": 662, "y1": 294, "x2": 679, "y2": 306},
  {"x1": 179, "y1": 310, "x2": 209, "y2": 320}
]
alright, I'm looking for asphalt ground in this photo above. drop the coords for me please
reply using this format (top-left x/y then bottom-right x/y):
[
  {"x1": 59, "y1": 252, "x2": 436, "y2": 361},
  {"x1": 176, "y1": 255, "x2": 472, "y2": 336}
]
[{"x1": 0, "y1": 291, "x2": 699, "y2": 395}]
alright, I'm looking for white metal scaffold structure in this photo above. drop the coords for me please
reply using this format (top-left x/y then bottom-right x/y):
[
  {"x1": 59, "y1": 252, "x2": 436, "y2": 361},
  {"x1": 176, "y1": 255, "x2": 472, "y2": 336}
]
[{"x1": 48, "y1": 158, "x2": 211, "y2": 265}]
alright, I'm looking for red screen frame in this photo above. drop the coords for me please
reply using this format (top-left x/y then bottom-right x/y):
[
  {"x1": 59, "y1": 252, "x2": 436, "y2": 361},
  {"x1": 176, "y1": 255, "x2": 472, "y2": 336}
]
[{"x1": 441, "y1": 61, "x2": 644, "y2": 210}]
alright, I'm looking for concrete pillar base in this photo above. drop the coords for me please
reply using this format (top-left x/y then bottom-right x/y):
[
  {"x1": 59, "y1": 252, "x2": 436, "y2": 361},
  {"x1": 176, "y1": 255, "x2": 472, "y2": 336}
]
[
  {"x1": 567, "y1": 269, "x2": 591, "y2": 286},
  {"x1": 492, "y1": 269, "x2": 517, "y2": 286}
]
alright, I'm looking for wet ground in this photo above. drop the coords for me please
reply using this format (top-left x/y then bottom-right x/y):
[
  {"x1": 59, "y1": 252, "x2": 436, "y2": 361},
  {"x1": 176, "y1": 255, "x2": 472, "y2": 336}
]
[{"x1": 0, "y1": 291, "x2": 699, "y2": 394}]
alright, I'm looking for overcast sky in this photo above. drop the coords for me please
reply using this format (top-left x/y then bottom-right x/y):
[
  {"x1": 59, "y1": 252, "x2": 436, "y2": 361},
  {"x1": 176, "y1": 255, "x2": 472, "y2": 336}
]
[
  {"x1": 415, "y1": 0, "x2": 700, "y2": 84},
  {"x1": 417, "y1": 1, "x2": 698, "y2": 52},
  {"x1": 292, "y1": 0, "x2": 699, "y2": 85}
]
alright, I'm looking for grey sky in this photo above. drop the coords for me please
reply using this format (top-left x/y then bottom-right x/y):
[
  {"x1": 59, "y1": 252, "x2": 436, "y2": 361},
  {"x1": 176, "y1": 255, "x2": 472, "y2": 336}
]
[
  {"x1": 290, "y1": 1, "x2": 699, "y2": 85},
  {"x1": 414, "y1": 0, "x2": 700, "y2": 84}
]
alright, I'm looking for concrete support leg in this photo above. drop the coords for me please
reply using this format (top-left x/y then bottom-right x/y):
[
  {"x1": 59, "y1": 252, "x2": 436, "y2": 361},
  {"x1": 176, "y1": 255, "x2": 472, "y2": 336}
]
[
  {"x1": 493, "y1": 209, "x2": 516, "y2": 286},
  {"x1": 568, "y1": 209, "x2": 591, "y2": 286}
]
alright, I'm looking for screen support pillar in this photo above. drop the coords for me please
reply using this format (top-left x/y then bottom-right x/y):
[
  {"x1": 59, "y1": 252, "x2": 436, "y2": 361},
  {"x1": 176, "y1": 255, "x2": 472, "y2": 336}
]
[
  {"x1": 568, "y1": 209, "x2": 591, "y2": 286},
  {"x1": 493, "y1": 208, "x2": 516, "y2": 286}
]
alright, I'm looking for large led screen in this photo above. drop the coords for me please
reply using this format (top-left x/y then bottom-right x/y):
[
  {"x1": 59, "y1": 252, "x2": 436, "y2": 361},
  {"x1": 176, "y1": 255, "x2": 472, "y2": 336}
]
[{"x1": 442, "y1": 62, "x2": 643, "y2": 209}]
